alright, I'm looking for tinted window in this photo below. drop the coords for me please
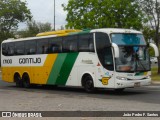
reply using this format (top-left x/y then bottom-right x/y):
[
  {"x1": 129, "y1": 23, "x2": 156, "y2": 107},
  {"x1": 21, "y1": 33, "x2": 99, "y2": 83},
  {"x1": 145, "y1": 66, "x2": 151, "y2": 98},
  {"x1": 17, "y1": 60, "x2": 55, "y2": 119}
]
[
  {"x1": 37, "y1": 39, "x2": 49, "y2": 54},
  {"x1": 111, "y1": 33, "x2": 146, "y2": 45},
  {"x1": 6, "y1": 43, "x2": 15, "y2": 56},
  {"x1": 2, "y1": 43, "x2": 7, "y2": 56},
  {"x1": 63, "y1": 35, "x2": 78, "y2": 52},
  {"x1": 25, "y1": 40, "x2": 37, "y2": 55},
  {"x1": 79, "y1": 33, "x2": 94, "y2": 52},
  {"x1": 15, "y1": 42, "x2": 24, "y2": 55},
  {"x1": 49, "y1": 37, "x2": 62, "y2": 53},
  {"x1": 95, "y1": 32, "x2": 113, "y2": 70}
]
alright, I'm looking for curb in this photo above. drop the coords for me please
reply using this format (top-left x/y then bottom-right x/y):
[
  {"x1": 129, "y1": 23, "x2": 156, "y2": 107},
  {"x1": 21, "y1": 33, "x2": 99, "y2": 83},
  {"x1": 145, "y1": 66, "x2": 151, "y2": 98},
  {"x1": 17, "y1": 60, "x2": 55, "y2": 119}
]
[{"x1": 151, "y1": 81, "x2": 160, "y2": 85}]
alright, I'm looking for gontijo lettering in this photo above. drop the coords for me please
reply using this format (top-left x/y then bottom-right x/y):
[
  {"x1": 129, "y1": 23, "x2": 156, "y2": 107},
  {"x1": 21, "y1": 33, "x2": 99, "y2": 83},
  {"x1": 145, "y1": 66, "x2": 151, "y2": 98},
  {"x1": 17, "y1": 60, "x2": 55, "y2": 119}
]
[{"x1": 19, "y1": 58, "x2": 41, "y2": 64}]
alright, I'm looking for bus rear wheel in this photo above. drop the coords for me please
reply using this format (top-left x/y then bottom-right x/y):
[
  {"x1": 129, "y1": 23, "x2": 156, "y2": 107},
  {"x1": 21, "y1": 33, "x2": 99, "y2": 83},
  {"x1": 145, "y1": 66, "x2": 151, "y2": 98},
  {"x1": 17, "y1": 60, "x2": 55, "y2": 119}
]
[
  {"x1": 14, "y1": 74, "x2": 23, "y2": 87},
  {"x1": 22, "y1": 74, "x2": 31, "y2": 88},
  {"x1": 83, "y1": 76, "x2": 95, "y2": 93}
]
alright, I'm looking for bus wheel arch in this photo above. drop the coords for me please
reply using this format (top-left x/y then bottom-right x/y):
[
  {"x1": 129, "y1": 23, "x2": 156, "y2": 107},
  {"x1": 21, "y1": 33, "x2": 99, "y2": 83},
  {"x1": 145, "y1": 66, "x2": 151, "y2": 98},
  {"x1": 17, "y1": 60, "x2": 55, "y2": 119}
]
[
  {"x1": 22, "y1": 72, "x2": 31, "y2": 88},
  {"x1": 81, "y1": 73, "x2": 95, "y2": 93},
  {"x1": 14, "y1": 72, "x2": 23, "y2": 87}
]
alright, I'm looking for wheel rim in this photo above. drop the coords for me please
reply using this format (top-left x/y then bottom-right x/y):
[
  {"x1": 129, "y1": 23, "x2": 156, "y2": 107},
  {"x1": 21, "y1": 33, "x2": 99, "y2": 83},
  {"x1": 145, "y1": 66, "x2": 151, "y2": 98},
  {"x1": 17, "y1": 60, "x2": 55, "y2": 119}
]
[
  {"x1": 86, "y1": 80, "x2": 93, "y2": 89},
  {"x1": 85, "y1": 78, "x2": 94, "y2": 92}
]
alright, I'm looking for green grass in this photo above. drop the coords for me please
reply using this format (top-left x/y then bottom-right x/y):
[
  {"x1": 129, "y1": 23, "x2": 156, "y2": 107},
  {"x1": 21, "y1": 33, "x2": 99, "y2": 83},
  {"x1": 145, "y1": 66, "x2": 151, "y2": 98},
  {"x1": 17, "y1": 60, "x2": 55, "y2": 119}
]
[{"x1": 151, "y1": 67, "x2": 160, "y2": 81}]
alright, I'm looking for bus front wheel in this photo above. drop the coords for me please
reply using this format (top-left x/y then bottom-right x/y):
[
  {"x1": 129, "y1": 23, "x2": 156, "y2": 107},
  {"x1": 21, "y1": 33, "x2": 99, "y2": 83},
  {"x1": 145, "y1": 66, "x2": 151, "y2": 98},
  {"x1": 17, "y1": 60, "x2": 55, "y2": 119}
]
[
  {"x1": 83, "y1": 75, "x2": 95, "y2": 93},
  {"x1": 22, "y1": 74, "x2": 31, "y2": 88}
]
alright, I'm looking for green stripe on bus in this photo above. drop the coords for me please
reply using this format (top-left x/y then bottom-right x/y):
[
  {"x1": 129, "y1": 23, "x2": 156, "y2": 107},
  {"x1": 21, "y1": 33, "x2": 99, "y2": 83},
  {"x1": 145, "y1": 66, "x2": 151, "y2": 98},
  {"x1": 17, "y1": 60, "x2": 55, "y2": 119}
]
[
  {"x1": 47, "y1": 53, "x2": 79, "y2": 85},
  {"x1": 47, "y1": 54, "x2": 67, "y2": 84},
  {"x1": 55, "y1": 53, "x2": 79, "y2": 85}
]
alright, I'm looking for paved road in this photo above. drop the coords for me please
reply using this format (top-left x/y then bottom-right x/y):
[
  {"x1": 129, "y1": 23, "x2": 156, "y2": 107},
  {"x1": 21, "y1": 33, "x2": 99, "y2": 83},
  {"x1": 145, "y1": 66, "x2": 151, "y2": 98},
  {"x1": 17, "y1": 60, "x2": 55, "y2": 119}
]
[
  {"x1": 0, "y1": 77, "x2": 160, "y2": 120},
  {"x1": 0, "y1": 79, "x2": 160, "y2": 108}
]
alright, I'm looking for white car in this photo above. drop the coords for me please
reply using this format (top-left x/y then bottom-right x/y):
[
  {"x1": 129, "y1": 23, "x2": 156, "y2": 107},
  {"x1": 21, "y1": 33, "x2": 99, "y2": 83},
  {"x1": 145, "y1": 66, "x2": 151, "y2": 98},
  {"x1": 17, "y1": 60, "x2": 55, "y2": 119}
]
[{"x1": 150, "y1": 57, "x2": 158, "y2": 64}]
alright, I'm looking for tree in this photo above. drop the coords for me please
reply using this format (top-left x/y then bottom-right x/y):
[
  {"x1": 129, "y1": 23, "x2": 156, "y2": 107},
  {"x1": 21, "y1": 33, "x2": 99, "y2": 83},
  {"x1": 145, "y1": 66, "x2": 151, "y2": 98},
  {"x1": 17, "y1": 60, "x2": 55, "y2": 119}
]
[
  {"x1": 62, "y1": 0, "x2": 145, "y2": 30},
  {"x1": 17, "y1": 20, "x2": 52, "y2": 38},
  {"x1": 142, "y1": 26, "x2": 155, "y2": 42},
  {"x1": 139, "y1": 0, "x2": 160, "y2": 74},
  {"x1": 0, "y1": 0, "x2": 32, "y2": 42}
]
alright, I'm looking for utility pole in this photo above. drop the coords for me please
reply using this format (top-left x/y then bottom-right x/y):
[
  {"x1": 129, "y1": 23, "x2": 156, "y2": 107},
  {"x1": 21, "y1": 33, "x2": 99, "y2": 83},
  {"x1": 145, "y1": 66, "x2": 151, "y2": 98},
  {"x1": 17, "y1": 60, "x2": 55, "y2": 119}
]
[{"x1": 54, "y1": 0, "x2": 55, "y2": 31}]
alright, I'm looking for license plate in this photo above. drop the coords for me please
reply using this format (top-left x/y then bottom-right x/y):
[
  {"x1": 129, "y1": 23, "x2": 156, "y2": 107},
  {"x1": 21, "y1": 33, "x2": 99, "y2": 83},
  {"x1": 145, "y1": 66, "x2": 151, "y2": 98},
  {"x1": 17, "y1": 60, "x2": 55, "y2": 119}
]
[{"x1": 134, "y1": 82, "x2": 140, "y2": 87}]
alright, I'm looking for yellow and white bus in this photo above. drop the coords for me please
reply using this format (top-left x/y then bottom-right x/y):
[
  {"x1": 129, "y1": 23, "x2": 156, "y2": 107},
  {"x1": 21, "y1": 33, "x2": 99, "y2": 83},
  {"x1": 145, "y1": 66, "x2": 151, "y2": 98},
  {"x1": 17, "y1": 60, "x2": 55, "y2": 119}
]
[{"x1": 1, "y1": 28, "x2": 159, "y2": 92}]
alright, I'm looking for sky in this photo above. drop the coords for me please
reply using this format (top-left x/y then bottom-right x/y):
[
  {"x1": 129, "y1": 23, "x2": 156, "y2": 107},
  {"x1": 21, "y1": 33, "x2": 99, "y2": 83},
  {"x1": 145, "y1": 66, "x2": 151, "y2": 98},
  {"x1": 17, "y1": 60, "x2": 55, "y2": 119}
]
[
  {"x1": 19, "y1": 0, "x2": 68, "y2": 30},
  {"x1": 19, "y1": 0, "x2": 160, "y2": 30}
]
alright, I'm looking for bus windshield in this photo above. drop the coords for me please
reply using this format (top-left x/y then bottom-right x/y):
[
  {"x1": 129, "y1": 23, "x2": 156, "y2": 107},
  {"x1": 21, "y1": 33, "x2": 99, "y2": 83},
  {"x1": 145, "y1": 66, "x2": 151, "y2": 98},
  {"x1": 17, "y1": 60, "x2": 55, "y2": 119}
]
[
  {"x1": 115, "y1": 46, "x2": 150, "y2": 72},
  {"x1": 111, "y1": 33, "x2": 146, "y2": 45},
  {"x1": 111, "y1": 33, "x2": 150, "y2": 72}
]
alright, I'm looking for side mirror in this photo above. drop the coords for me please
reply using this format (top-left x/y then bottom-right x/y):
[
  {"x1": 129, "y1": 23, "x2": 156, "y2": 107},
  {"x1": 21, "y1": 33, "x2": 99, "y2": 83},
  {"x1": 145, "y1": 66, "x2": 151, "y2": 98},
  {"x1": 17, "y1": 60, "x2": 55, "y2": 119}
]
[
  {"x1": 149, "y1": 43, "x2": 159, "y2": 57},
  {"x1": 112, "y1": 43, "x2": 119, "y2": 58}
]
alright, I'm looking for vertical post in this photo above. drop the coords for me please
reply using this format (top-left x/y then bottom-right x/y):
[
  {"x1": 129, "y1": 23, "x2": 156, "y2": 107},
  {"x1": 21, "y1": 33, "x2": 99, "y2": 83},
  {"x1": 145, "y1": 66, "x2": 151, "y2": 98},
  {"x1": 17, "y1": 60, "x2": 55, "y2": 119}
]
[{"x1": 54, "y1": 0, "x2": 55, "y2": 31}]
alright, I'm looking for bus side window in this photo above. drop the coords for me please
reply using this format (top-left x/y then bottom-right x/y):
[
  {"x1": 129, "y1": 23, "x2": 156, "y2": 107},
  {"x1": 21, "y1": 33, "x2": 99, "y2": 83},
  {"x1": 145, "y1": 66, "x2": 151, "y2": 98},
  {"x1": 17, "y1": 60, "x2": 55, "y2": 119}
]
[
  {"x1": 95, "y1": 32, "x2": 113, "y2": 71},
  {"x1": 49, "y1": 37, "x2": 62, "y2": 53},
  {"x1": 69, "y1": 42, "x2": 77, "y2": 51},
  {"x1": 37, "y1": 39, "x2": 49, "y2": 54},
  {"x1": 6, "y1": 43, "x2": 15, "y2": 56},
  {"x1": 15, "y1": 42, "x2": 25, "y2": 55},
  {"x1": 2, "y1": 43, "x2": 7, "y2": 56},
  {"x1": 63, "y1": 35, "x2": 78, "y2": 52},
  {"x1": 79, "y1": 33, "x2": 95, "y2": 52},
  {"x1": 89, "y1": 40, "x2": 94, "y2": 52},
  {"x1": 25, "y1": 40, "x2": 36, "y2": 55},
  {"x1": 50, "y1": 45, "x2": 59, "y2": 53}
]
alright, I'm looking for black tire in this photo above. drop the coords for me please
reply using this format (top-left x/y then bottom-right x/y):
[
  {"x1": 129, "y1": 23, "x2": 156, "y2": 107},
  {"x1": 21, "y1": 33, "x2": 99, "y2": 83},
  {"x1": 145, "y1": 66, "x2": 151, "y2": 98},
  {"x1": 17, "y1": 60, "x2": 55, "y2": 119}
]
[
  {"x1": 83, "y1": 76, "x2": 95, "y2": 93},
  {"x1": 22, "y1": 74, "x2": 31, "y2": 88},
  {"x1": 14, "y1": 74, "x2": 23, "y2": 87}
]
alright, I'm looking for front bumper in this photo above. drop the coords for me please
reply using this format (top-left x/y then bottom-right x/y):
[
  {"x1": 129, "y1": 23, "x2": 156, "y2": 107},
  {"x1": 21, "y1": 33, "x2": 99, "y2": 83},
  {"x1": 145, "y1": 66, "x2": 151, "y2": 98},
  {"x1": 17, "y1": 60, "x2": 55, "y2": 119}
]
[{"x1": 115, "y1": 78, "x2": 151, "y2": 88}]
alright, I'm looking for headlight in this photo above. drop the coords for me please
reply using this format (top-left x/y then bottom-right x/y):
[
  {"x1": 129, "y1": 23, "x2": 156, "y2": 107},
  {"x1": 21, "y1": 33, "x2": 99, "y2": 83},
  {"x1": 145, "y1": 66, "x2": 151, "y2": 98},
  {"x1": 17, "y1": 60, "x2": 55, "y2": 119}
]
[{"x1": 116, "y1": 76, "x2": 127, "y2": 80}]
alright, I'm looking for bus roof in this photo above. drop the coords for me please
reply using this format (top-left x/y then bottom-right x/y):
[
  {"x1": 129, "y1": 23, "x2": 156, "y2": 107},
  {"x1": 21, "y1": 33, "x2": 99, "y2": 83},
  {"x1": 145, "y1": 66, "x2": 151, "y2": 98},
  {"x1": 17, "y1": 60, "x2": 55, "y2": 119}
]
[
  {"x1": 36, "y1": 28, "x2": 142, "y2": 37},
  {"x1": 2, "y1": 28, "x2": 142, "y2": 43},
  {"x1": 91, "y1": 28, "x2": 142, "y2": 34}
]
